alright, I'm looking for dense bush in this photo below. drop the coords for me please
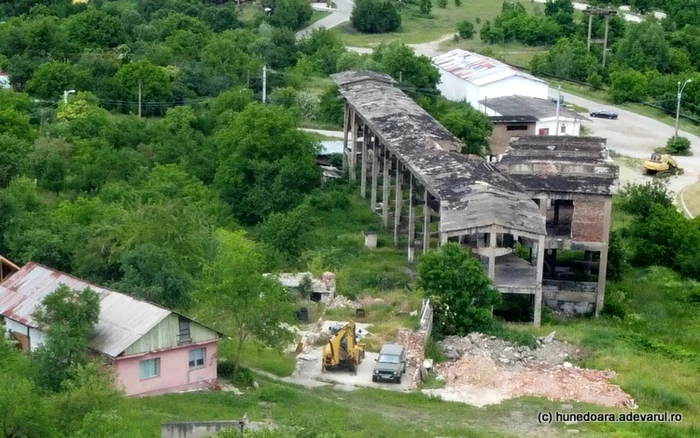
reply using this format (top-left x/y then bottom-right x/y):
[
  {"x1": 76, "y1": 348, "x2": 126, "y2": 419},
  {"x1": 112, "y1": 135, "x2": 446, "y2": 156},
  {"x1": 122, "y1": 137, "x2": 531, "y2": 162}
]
[
  {"x1": 457, "y1": 21, "x2": 475, "y2": 39},
  {"x1": 666, "y1": 135, "x2": 691, "y2": 155},
  {"x1": 351, "y1": 0, "x2": 401, "y2": 34}
]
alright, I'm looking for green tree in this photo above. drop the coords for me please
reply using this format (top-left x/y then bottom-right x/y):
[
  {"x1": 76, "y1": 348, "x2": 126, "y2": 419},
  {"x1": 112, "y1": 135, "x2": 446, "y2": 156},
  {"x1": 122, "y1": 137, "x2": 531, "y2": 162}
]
[
  {"x1": 618, "y1": 179, "x2": 673, "y2": 219},
  {"x1": 373, "y1": 42, "x2": 441, "y2": 92},
  {"x1": 65, "y1": 8, "x2": 126, "y2": 48},
  {"x1": 266, "y1": 0, "x2": 313, "y2": 30},
  {"x1": 457, "y1": 21, "x2": 475, "y2": 39},
  {"x1": 115, "y1": 60, "x2": 173, "y2": 116},
  {"x1": 437, "y1": 0, "x2": 447, "y2": 7},
  {"x1": 587, "y1": 72, "x2": 603, "y2": 90},
  {"x1": 0, "y1": 377, "x2": 57, "y2": 438},
  {"x1": 0, "y1": 134, "x2": 31, "y2": 187},
  {"x1": 418, "y1": 243, "x2": 501, "y2": 336},
  {"x1": 318, "y1": 85, "x2": 345, "y2": 127},
  {"x1": 31, "y1": 285, "x2": 101, "y2": 393},
  {"x1": 25, "y1": 61, "x2": 80, "y2": 101},
  {"x1": 420, "y1": 0, "x2": 432, "y2": 15},
  {"x1": 454, "y1": 0, "x2": 461, "y2": 5},
  {"x1": 614, "y1": 20, "x2": 672, "y2": 73},
  {"x1": 198, "y1": 230, "x2": 296, "y2": 371},
  {"x1": 608, "y1": 69, "x2": 648, "y2": 104},
  {"x1": 439, "y1": 105, "x2": 493, "y2": 155},
  {"x1": 255, "y1": 203, "x2": 314, "y2": 259},
  {"x1": 214, "y1": 103, "x2": 321, "y2": 225}
]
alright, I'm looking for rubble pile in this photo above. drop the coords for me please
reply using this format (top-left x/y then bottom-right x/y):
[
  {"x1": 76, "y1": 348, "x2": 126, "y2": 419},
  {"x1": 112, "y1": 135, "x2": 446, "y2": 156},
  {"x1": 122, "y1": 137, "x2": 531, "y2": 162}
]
[
  {"x1": 504, "y1": 363, "x2": 637, "y2": 409},
  {"x1": 397, "y1": 328, "x2": 426, "y2": 369},
  {"x1": 326, "y1": 295, "x2": 357, "y2": 309},
  {"x1": 438, "y1": 331, "x2": 581, "y2": 369},
  {"x1": 432, "y1": 332, "x2": 636, "y2": 409}
]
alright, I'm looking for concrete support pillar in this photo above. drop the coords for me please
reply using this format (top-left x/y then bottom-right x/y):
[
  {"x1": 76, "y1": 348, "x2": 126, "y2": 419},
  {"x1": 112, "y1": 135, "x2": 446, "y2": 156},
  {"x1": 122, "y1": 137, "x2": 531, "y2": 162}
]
[
  {"x1": 587, "y1": 14, "x2": 593, "y2": 50},
  {"x1": 349, "y1": 109, "x2": 357, "y2": 182},
  {"x1": 539, "y1": 197, "x2": 547, "y2": 218},
  {"x1": 382, "y1": 151, "x2": 390, "y2": 227},
  {"x1": 360, "y1": 124, "x2": 367, "y2": 198},
  {"x1": 342, "y1": 103, "x2": 349, "y2": 174},
  {"x1": 488, "y1": 232, "x2": 496, "y2": 282},
  {"x1": 595, "y1": 199, "x2": 613, "y2": 316},
  {"x1": 534, "y1": 236, "x2": 546, "y2": 327},
  {"x1": 439, "y1": 231, "x2": 448, "y2": 246},
  {"x1": 393, "y1": 162, "x2": 403, "y2": 246},
  {"x1": 423, "y1": 189, "x2": 430, "y2": 254},
  {"x1": 370, "y1": 144, "x2": 378, "y2": 211},
  {"x1": 407, "y1": 175, "x2": 415, "y2": 263}
]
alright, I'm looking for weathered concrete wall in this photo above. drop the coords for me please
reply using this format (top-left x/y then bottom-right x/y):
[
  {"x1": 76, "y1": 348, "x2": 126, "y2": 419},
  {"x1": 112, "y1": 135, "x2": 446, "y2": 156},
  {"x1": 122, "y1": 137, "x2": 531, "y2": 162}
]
[
  {"x1": 397, "y1": 299, "x2": 433, "y2": 383},
  {"x1": 543, "y1": 281, "x2": 597, "y2": 316},
  {"x1": 161, "y1": 421, "x2": 272, "y2": 438},
  {"x1": 571, "y1": 200, "x2": 605, "y2": 242},
  {"x1": 489, "y1": 123, "x2": 536, "y2": 156}
]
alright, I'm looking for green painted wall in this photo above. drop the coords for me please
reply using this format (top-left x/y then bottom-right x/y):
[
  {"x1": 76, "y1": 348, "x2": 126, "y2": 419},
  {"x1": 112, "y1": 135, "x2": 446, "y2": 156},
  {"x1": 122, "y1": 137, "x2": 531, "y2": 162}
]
[{"x1": 123, "y1": 314, "x2": 219, "y2": 356}]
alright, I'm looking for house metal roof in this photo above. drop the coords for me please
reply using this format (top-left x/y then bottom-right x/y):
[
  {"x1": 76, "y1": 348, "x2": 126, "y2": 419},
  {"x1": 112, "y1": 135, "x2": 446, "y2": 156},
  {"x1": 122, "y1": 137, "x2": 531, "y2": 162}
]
[
  {"x1": 0, "y1": 262, "x2": 218, "y2": 359},
  {"x1": 330, "y1": 72, "x2": 546, "y2": 238},
  {"x1": 481, "y1": 95, "x2": 586, "y2": 121},
  {"x1": 432, "y1": 49, "x2": 547, "y2": 87},
  {"x1": 499, "y1": 136, "x2": 619, "y2": 196}
]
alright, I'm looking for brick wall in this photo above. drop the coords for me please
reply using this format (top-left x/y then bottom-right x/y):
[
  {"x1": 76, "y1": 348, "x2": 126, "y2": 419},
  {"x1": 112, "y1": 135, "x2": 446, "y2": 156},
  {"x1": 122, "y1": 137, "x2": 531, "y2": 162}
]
[{"x1": 571, "y1": 200, "x2": 606, "y2": 242}]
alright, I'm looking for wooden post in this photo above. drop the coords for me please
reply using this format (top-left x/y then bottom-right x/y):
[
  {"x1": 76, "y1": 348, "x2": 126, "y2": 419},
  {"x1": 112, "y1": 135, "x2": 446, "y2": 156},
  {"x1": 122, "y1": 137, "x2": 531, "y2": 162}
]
[
  {"x1": 407, "y1": 175, "x2": 415, "y2": 263},
  {"x1": 382, "y1": 149, "x2": 390, "y2": 227},
  {"x1": 393, "y1": 161, "x2": 403, "y2": 246},
  {"x1": 423, "y1": 188, "x2": 430, "y2": 254}
]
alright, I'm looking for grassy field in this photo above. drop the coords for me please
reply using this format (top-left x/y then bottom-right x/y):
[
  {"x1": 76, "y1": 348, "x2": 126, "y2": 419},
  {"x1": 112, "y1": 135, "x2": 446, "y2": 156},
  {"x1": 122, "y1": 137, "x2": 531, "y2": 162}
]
[
  {"x1": 679, "y1": 183, "x2": 700, "y2": 217},
  {"x1": 333, "y1": 0, "x2": 538, "y2": 47}
]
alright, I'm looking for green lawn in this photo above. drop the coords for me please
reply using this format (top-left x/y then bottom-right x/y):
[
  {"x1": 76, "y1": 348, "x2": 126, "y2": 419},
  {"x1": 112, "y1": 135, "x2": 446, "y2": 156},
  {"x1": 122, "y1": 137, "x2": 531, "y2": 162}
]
[
  {"x1": 679, "y1": 183, "x2": 700, "y2": 217},
  {"x1": 334, "y1": 0, "x2": 538, "y2": 47}
]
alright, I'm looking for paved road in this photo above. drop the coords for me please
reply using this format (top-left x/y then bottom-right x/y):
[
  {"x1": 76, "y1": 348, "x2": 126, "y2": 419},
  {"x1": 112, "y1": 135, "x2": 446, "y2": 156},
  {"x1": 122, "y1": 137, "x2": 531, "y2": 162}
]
[
  {"x1": 296, "y1": 0, "x2": 354, "y2": 40},
  {"x1": 551, "y1": 89, "x2": 700, "y2": 195}
]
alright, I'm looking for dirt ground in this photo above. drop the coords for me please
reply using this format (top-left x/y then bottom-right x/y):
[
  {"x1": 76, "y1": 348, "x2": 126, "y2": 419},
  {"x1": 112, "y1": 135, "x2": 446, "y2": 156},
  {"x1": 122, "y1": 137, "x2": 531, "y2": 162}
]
[
  {"x1": 424, "y1": 333, "x2": 636, "y2": 409},
  {"x1": 281, "y1": 346, "x2": 416, "y2": 392}
]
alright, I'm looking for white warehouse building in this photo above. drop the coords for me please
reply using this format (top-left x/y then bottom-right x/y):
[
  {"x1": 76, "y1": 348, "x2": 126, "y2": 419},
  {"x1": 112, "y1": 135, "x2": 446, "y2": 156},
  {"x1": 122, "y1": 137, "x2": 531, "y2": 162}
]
[{"x1": 432, "y1": 49, "x2": 549, "y2": 108}]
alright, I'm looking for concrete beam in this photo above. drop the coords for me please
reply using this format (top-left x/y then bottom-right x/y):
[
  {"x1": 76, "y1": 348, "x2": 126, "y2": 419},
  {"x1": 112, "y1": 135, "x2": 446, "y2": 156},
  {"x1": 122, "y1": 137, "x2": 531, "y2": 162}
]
[
  {"x1": 534, "y1": 236, "x2": 546, "y2": 327},
  {"x1": 488, "y1": 232, "x2": 496, "y2": 281},
  {"x1": 595, "y1": 198, "x2": 613, "y2": 315},
  {"x1": 382, "y1": 150, "x2": 390, "y2": 227},
  {"x1": 408, "y1": 175, "x2": 415, "y2": 263},
  {"x1": 360, "y1": 124, "x2": 367, "y2": 198},
  {"x1": 423, "y1": 188, "x2": 430, "y2": 254},
  {"x1": 349, "y1": 109, "x2": 357, "y2": 182},
  {"x1": 370, "y1": 145, "x2": 378, "y2": 211},
  {"x1": 471, "y1": 247, "x2": 514, "y2": 258},
  {"x1": 543, "y1": 290, "x2": 597, "y2": 303},
  {"x1": 393, "y1": 160, "x2": 402, "y2": 246}
]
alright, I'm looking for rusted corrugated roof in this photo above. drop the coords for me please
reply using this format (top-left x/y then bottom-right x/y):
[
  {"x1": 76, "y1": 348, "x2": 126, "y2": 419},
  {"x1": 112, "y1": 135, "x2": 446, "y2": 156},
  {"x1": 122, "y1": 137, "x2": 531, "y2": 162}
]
[
  {"x1": 432, "y1": 49, "x2": 546, "y2": 87},
  {"x1": 0, "y1": 262, "x2": 171, "y2": 358},
  {"x1": 330, "y1": 71, "x2": 546, "y2": 237}
]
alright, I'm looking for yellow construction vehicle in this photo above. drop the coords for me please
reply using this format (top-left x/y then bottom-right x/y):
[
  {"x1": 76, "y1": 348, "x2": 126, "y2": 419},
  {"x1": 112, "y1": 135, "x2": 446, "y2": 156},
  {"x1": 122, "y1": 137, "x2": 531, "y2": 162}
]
[
  {"x1": 321, "y1": 320, "x2": 366, "y2": 375},
  {"x1": 643, "y1": 153, "x2": 684, "y2": 177}
]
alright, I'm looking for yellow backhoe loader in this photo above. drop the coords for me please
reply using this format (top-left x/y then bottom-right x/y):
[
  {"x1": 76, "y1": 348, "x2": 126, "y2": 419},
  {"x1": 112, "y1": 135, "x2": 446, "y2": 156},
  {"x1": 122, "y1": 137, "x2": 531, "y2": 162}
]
[
  {"x1": 643, "y1": 153, "x2": 684, "y2": 177},
  {"x1": 321, "y1": 320, "x2": 366, "y2": 375}
]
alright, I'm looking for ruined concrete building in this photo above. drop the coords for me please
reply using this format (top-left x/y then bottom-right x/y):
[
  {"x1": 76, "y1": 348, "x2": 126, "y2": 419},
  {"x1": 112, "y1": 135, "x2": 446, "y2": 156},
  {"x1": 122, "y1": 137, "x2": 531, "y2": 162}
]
[{"x1": 331, "y1": 70, "x2": 619, "y2": 326}]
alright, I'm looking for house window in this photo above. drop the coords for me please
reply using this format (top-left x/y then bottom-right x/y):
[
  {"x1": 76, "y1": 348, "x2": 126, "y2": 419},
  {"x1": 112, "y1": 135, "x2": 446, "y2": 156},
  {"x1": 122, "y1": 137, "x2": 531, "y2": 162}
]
[
  {"x1": 189, "y1": 348, "x2": 206, "y2": 369},
  {"x1": 560, "y1": 124, "x2": 566, "y2": 133},
  {"x1": 506, "y1": 125, "x2": 528, "y2": 131},
  {"x1": 139, "y1": 358, "x2": 160, "y2": 380},
  {"x1": 178, "y1": 316, "x2": 191, "y2": 344},
  {"x1": 538, "y1": 128, "x2": 549, "y2": 135}
]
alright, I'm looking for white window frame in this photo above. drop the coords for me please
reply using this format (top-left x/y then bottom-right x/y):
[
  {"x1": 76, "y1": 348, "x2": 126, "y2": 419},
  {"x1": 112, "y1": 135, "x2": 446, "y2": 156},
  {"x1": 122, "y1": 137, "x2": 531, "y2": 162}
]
[
  {"x1": 139, "y1": 358, "x2": 160, "y2": 380},
  {"x1": 189, "y1": 347, "x2": 206, "y2": 369}
]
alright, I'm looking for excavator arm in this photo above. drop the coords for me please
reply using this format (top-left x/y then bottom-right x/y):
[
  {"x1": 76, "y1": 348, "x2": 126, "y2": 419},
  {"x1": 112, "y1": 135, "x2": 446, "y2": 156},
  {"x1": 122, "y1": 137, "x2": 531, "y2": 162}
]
[{"x1": 321, "y1": 320, "x2": 364, "y2": 373}]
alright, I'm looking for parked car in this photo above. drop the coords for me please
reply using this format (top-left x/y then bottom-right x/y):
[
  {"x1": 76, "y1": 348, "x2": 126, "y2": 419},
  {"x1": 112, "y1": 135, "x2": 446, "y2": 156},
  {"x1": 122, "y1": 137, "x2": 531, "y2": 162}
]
[
  {"x1": 590, "y1": 110, "x2": 618, "y2": 119},
  {"x1": 372, "y1": 343, "x2": 406, "y2": 384}
]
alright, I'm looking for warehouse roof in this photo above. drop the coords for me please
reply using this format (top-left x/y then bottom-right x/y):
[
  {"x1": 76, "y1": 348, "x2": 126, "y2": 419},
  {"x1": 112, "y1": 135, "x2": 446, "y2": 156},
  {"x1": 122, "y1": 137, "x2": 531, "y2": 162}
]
[
  {"x1": 0, "y1": 263, "x2": 222, "y2": 359},
  {"x1": 481, "y1": 95, "x2": 587, "y2": 121},
  {"x1": 331, "y1": 71, "x2": 546, "y2": 237},
  {"x1": 432, "y1": 49, "x2": 547, "y2": 87},
  {"x1": 499, "y1": 136, "x2": 619, "y2": 196}
]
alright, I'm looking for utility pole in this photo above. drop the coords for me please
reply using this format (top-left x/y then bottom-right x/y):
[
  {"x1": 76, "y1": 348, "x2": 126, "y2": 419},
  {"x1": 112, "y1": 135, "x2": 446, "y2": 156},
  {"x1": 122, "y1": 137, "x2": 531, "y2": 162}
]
[
  {"x1": 399, "y1": 71, "x2": 402, "y2": 83},
  {"x1": 262, "y1": 65, "x2": 267, "y2": 104},
  {"x1": 675, "y1": 79, "x2": 692, "y2": 137},
  {"x1": 138, "y1": 79, "x2": 142, "y2": 118},
  {"x1": 554, "y1": 85, "x2": 561, "y2": 136}
]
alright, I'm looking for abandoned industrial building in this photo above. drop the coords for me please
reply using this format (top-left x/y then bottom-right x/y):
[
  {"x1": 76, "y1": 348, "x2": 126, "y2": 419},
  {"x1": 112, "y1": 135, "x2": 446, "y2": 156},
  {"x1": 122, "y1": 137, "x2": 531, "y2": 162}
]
[{"x1": 331, "y1": 70, "x2": 619, "y2": 326}]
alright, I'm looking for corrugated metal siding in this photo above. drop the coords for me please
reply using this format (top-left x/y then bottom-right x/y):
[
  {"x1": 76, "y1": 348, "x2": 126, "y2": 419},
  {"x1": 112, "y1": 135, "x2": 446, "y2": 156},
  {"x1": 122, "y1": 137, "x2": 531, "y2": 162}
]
[
  {"x1": 433, "y1": 49, "x2": 546, "y2": 87},
  {"x1": 124, "y1": 314, "x2": 220, "y2": 356}
]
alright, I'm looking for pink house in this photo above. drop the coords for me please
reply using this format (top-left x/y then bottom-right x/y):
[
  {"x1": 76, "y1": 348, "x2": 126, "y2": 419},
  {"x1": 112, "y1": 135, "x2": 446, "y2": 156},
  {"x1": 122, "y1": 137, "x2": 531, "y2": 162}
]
[{"x1": 0, "y1": 262, "x2": 223, "y2": 396}]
